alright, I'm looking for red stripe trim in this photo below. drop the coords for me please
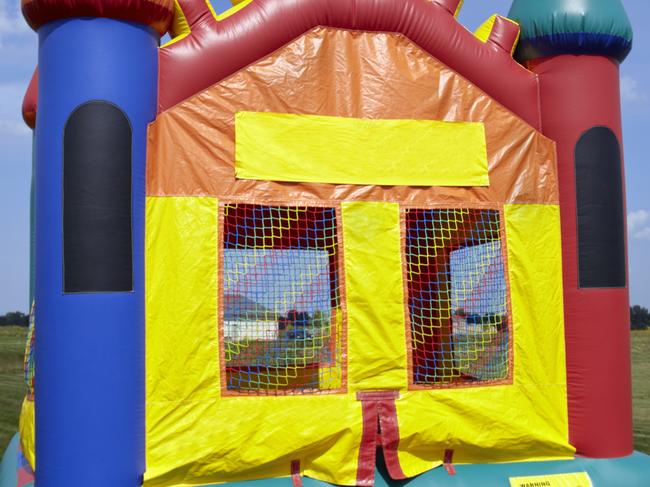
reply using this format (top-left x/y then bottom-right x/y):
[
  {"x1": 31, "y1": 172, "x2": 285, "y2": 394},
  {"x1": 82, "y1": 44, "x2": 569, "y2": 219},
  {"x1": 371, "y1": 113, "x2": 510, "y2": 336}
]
[
  {"x1": 377, "y1": 400, "x2": 407, "y2": 480},
  {"x1": 356, "y1": 390, "x2": 399, "y2": 401},
  {"x1": 356, "y1": 390, "x2": 406, "y2": 485},
  {"x1": 17, "y1": 468, "x2": 34, "y2": 487},
  {"x1": 291, "y1": 460, "x2": 303, "y2": 487},
  {"x1": 357, "y1": 400, "x2": 379, "y2": 486},
  {"x1": 444, "y1": 449, "x2": 456, "y2": 476},
  {"x1": 21, "y1": 0, "x2": 174, "y2": 35},
  {"x1": 17, "y1": 443, "x2": 35, "y2": 487}
]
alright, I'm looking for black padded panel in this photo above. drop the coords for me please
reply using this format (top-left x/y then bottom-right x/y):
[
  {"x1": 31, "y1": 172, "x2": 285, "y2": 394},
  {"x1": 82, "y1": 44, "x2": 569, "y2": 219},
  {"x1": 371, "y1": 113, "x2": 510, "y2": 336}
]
[
  {"x1": 575, "y1": 126, "x2": 626, "y2": 288},
  {"x1": 64, "y1": 101, "x2": 133, "y2": 293}
]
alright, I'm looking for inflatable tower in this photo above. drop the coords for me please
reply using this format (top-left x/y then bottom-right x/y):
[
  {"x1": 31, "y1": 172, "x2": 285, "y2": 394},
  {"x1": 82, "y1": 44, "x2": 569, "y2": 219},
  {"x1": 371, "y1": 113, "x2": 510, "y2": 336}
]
[
  {"x1": 509, "y1": 0, "x2": 635, "y2": 458},
  {"x1": 20, "y1": 0, "x2": 171, "y2": 485},
  {"x1": 2, "y1": 0, "x2": 649, "y2": 486}
]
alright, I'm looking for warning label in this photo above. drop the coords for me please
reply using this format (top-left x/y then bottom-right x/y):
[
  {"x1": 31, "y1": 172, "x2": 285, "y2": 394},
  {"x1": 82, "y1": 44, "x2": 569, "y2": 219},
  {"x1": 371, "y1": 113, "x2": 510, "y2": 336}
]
[{"x1": 509, "y1": 472, "x2": 593, "y2": 487}]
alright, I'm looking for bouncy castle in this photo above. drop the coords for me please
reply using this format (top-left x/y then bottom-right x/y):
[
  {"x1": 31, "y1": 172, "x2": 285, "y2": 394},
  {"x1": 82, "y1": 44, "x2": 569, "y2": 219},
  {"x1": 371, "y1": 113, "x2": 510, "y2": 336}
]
[{"x1": 1, "y1": 0, "x2": 649, "y2": 485}]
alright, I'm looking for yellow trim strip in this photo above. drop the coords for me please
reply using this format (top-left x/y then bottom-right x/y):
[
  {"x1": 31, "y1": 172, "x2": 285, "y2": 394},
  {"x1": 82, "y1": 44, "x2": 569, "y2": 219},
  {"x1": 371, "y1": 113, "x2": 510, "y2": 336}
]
[
  {"x1": 162, "y1": 0, "x2": 254, "y2": 48},
  {"x1": 203, "y1": 0, "x2": 218, "y2": 19},
  {"x1": 236, "y1": 112, "x2": 489, "y2": 187},
  {"x1": 454, "y1": 0, "x2": 465, "y2": 18},
  {"x1": 216, "y1": 0, "x2": 253, "y2": 21},
  {"x1": 474, "y1": 14, "x2": 498, "y2": 43},
  {"x1": 145, "y1": 197, "x2": 220, "y2": 404},
  {"x1": 161, "y1": 0, "x2": 190, "y2": 47},
  {"x1": 474, "y1": 14, "x2": 521, "y2": 55},
  {"x1": 342, "y1": 201, "x2": 408, "y2": 391}
]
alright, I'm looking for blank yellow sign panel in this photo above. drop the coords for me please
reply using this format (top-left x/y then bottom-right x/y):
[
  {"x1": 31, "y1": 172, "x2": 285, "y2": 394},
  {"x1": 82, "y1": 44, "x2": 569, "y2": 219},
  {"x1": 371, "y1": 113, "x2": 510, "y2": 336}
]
[
  {"x1": 235, "y1": 112, "x2": 489, "y2": 187},
  {"x1": 509, "y1": 472, "x2": 592, "y2": 487}
]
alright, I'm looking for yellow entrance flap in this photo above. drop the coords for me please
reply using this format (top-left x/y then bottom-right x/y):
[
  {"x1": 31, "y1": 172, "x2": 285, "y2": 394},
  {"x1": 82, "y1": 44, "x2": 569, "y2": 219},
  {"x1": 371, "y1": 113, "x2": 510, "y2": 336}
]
[
  {"x1": 235, "y1": 112, "x2": 489, "y2": 187},
  {"x1": 509, "y1": 472, "x2": 593, "y2": 487}
]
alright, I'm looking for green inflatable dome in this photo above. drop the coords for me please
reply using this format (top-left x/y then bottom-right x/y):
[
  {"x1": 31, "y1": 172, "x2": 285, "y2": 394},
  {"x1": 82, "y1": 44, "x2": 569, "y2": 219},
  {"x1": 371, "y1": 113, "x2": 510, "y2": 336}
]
[{"x1": 508, "y1": 0, "x2": 633, "y2": 62}]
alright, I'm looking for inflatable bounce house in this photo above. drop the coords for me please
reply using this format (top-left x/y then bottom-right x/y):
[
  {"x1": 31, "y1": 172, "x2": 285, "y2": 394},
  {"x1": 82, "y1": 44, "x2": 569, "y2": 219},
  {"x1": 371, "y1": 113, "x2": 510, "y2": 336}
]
[{"x1": 2, "y1": 0, "x2": 650, "y2": 485}]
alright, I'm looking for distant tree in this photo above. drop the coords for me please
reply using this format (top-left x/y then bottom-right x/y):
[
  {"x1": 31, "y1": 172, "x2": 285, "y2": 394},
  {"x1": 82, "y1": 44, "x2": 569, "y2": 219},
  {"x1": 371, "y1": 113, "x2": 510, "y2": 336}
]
[
  {"x1": 0, "y1": 311, "x2": 29, "y2": 327},
  {"x1": 454, "y1": 308, "x2": 467, "y2": 318},
  {"x1": 312, "y1": 310, "x2": 329, "y2": 328},
  {"x1": 630, "y1": 305, "x2": 650, "y2": 330},
  {"x1": 286, "y1": 310, "x2": 310, "y2": 328},
  {"x1": 278, "y1": 315, "x2": 289, "y2": 331}
]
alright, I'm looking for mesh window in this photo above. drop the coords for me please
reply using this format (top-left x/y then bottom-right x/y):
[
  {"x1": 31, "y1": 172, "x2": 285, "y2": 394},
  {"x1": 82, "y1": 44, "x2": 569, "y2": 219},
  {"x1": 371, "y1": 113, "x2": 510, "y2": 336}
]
[
  {"x1": 404, "y1": 208, "x2": 510, "y2": 386},
  {"x1": 221, "y1": 204, "x2": 344, "y2": 394}
]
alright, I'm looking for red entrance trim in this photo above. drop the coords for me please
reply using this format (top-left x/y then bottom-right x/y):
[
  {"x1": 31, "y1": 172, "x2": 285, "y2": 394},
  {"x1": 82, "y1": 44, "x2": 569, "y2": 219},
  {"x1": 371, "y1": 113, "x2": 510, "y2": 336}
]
[
  {"x1": 377, "y1": 400, "x2": 407, "y2": 480},
  {"x1": 291, "y1": 459, "x2": 303, "y2": 487},
  {"x1": 357, "y1": 399, "x2": 379, "y2": 486},
  {"x1": 356, "y1": 391, "x2": 404, "y2": 486},
  {"x1": 444, "y1": 449, "x2": 456, "y2": 476}
]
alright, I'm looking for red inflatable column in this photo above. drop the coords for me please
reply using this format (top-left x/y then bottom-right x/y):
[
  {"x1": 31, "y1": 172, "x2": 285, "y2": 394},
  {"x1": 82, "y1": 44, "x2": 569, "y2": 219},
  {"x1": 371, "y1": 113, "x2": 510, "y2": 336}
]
[{"x1": 531, "y1": 55, "x2": 632, "y2": 457}]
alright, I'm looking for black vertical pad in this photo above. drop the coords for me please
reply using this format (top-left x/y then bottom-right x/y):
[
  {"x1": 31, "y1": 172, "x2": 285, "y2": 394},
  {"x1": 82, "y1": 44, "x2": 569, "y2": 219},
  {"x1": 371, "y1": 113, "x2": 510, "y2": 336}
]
[
  {"x1": 575, "y1": 126, "x2": 626, "y2": 288},
  {"x1": 64, "y1": 101, "x2": 132, "y2": 293}
]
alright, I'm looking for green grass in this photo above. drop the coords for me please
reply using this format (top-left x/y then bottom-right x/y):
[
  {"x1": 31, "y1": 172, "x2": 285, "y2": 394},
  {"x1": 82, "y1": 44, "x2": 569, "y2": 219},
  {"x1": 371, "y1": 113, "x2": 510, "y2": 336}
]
[
  {"x1": 0, "y1": 327, "x2": 648, "y2": 456},
  {"x1": 0, "y1": 326, "x2": 27, "y2": 453},
  {"x1": 631, "y1": 329, "x2": 650, "y2": 454}
]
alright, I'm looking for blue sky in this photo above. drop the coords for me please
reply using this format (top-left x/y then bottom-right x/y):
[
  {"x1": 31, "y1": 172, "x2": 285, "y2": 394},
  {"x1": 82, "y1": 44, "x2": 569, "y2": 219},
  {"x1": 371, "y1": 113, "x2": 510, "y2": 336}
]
[
  {"x1": 0, "y1": 0, "x2": 648, "y2": 312},
  {"x1": 223, "y1": 249, "x2": 331, "y2": 314},
  {"x1": 450, "y1": 242, "x2": 506, "y2": 316}
]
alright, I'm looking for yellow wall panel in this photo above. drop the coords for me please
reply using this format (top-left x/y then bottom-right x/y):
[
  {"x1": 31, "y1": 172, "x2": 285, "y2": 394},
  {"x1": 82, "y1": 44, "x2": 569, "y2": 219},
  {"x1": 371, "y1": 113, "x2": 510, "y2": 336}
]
[
  {"x1": 505, "y1": 204, "x2": 567, "y2": 389},
  {"x1": 145, "y1": 197, "x2": 220, "y2": 404},
  {"x1": 145, "y1": 395, "x2": 362, "y2": 486},
  {"x1": 144, "y1": 199, "x2": 571, "y2": 485},
  {"x1": 19, "y1": 398, "x2": 35, "y2": 469},
  {"x1": 342, "y1": 201, "x2": 408, "y2": 391},
  {"x1": 145, "y1": 197, "x2": 363, "y2": 487}
]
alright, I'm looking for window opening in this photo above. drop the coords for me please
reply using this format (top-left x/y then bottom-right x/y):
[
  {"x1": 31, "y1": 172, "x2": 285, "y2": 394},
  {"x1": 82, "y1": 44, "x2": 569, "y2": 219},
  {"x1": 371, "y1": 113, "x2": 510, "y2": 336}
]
[
  {"x1": 404, "y1": 208, "x2": 510, "y2": 386},
  {"x1": 221, "y1": 204, "x2": 344, "y2": 394}
]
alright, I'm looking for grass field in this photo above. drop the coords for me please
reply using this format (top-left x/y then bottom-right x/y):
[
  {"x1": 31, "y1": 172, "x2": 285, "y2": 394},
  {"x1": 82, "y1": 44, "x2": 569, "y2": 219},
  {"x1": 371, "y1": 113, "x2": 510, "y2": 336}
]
[
  {"x1": 1, "y1": 327, "x2": 649, "y2": 457},
  {"x1": 0, "y1": 326, "x2": 26, "y2": 453},
  {"x1": 631, "y1": 329, "x2": 650, "y2": 454}
]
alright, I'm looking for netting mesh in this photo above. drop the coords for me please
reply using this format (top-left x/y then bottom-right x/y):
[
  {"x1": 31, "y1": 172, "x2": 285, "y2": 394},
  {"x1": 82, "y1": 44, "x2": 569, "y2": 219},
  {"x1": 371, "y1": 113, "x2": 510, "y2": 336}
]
[
  {"x1": 404, "y1": 208, "x2": 509, "y2": 386},
  {"x1": 221, "y1": 204, "x2": 344, "y2": 394},
  {"x1": 24, "y1": 301, "x2": 35, "y2": 399}
]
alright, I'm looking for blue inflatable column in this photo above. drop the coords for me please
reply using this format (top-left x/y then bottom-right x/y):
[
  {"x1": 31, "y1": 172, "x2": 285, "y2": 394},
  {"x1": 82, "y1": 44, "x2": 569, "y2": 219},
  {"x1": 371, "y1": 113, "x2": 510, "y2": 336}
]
[{"x1": 33, "y1": 18, "x2": 159, "y2": 486}]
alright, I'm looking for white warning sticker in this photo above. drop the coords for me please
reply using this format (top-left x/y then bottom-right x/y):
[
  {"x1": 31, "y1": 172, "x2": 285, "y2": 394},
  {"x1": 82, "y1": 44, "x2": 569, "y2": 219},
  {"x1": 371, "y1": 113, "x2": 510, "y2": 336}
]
[{"x1": 509, "y1": 472, "x2": 593, "y2": 487}]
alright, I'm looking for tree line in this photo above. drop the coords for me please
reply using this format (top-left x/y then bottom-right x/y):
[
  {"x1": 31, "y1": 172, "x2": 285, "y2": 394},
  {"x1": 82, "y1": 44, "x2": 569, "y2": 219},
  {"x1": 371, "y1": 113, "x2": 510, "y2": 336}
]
[
  {"x1": 631, "y1": 305, "x2": 650, "y2": 330},
  {"x1": 0, "y1": 311, "x2": 29, "y2": 327}
]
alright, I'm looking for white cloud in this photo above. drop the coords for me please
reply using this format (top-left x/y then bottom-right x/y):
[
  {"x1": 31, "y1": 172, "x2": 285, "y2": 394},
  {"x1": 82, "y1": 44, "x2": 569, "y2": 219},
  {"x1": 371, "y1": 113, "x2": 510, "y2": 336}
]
[
  {"x1": 0, "y1": 119, "x2": 29, "y2": 136},
  {"x1": 629, "y1": 210, "x2": 650, "y2": 241},
  {"x1": 0, "y1": 1, "x2": 31, "y2": 48},
  {"x1": 636, "y1": 227, "x2": 650, "y2": 241},
  {"x1": 0, "y1": 81, "x2": 30, "y2": 136},
  {"x1": 0, "y1": 1, "x2": 36, "y2": 141},
  {"x1": 0, "y1": 80, "x2": 26, "y2": 101},
  {"x1": 629, "y1": 209, "x2": 649, "y2": 232},
  {"x1": 621, "y1": 76, "x2": 648, "y2": 103}
]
